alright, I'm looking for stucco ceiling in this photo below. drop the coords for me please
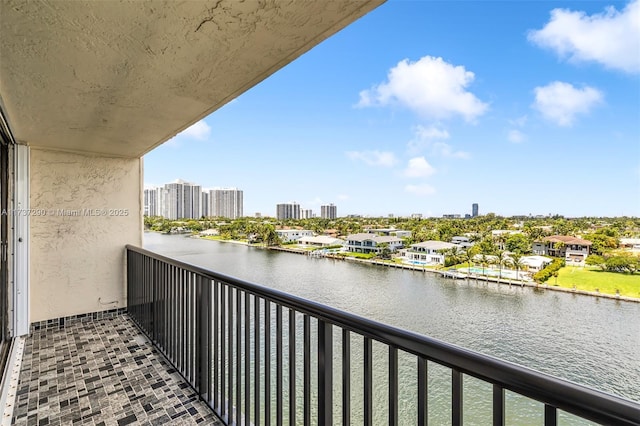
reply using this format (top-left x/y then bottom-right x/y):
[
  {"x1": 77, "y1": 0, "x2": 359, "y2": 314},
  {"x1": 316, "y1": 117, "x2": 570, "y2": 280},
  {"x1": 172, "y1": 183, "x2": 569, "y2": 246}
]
[{"x1": 0, "y1": 0, "x2": 384, "y2": 157}]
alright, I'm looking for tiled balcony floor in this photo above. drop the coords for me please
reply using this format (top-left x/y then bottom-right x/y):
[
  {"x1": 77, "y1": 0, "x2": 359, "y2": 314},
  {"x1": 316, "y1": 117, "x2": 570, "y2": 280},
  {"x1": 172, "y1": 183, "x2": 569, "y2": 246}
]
[{"x1": 12, "y1": 314, "x2": 223, "y2": 426}]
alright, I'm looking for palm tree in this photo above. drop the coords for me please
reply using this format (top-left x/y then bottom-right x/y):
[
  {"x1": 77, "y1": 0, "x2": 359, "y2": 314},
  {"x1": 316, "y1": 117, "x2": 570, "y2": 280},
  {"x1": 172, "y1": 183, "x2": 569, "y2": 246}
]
[
  {"x1": 509, "y1": 253, "x2": 526, "y2": 282},
  {"x1": 462, "y1": 248, "x2": 474, "y2": 280},
  {"x1": 479, "y1": 254, "x2": 490, "y2": 277},
  {"x1": 495, "y1": 250, "x2": 508, "y2": 281}
]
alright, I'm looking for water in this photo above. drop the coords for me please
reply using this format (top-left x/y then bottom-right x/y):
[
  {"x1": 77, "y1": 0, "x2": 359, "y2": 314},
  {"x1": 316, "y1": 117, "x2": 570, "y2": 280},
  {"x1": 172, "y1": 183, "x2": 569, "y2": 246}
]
[{"x1": 143, "y1": 233, "x2": 640, "y2": 423}]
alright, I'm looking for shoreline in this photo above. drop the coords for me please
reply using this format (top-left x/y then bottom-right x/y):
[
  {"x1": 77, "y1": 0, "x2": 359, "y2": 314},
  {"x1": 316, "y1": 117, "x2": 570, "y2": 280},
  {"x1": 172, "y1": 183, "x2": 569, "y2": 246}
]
[{"x1": 194, "y1": 236, "x2": 640, "y2": 304}]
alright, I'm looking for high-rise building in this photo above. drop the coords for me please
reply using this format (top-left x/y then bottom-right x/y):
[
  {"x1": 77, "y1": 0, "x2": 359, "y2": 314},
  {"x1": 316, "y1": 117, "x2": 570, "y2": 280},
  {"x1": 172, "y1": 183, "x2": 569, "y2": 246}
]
[
  {"x1": 163, "y1": 179, "x2": 202, "y2": 219},
  {"x1": 201, "y1": 191, "x2": 209, "y2": 218},
  {"x1": 164, "y1": 181, "x2": 184, "y2": 219},
  {"x1": 143, "y1": 188, "x2": 158, "y2": 216},
  {"x1": 183, "y1": 183, "x2": 202, "y2": 219},
  {"x1": 276, "y1": 202, "x2": 300, "y2": 220},
  {"x1": 156, "y1": 187, "x2": 169, "y2": 218},
  {"x1": 472, "y1": 203, "x2": 479, "y2": 217},
  {"x1": 209, "y1": 188, "x2": 243, "y2": 219},
  {"x1": 320, "y1": 203, "x2": 337, "y2": 219},
  {"x1": 301, "y1": 209, "x2": 314, "y2": 219}
]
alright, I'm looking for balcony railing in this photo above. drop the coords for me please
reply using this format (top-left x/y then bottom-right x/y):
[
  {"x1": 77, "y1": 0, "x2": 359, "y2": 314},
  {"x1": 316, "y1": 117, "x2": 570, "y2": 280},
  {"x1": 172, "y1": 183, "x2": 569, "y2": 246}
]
[{"x1": 126, "y1": 245, "x2": 640, "y2": 426}]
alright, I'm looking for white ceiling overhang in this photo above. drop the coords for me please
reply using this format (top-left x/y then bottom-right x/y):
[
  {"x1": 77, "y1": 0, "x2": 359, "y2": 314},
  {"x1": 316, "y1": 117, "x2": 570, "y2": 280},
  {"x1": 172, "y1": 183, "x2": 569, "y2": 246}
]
[{"x1": 0, "y1": 0, "x2": 384, "y2": 157}]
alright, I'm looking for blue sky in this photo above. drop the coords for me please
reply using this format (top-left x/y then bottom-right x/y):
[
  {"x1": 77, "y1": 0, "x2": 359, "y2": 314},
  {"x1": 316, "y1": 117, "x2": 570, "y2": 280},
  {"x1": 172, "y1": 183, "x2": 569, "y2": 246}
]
[{"x1": 144, "y1": 0, "x2": 640, "y2": 218}]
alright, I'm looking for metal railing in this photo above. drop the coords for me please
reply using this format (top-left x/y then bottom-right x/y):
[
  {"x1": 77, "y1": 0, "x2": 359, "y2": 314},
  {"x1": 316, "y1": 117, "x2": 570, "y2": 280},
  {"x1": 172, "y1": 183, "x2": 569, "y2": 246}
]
[{"x1": 126, "y1": 245, "x2": 640, "y2": 425}]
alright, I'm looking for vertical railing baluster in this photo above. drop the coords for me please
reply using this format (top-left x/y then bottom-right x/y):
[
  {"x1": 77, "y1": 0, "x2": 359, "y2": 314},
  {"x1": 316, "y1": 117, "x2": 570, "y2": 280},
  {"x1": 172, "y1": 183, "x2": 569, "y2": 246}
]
[
  {"x1": 228, "y1": 286, "x2": 234, "y2": 425},
  {"x1": 213, "y1": 280, "x2": 219, "y2": 411},
  {"x1": 157, "y1": 260, "x2": 162, "y2": 350},
  {"x1": 493, "y1": 384, "x2": 504, "y2": 426},
  {"x1": 191, "y1": 273, "x2": 197, "y2": 383},
  {"x1": 197, "y1": 276, "x2": 209, "y2": 402},
  {"x1": 178, "y1": 269, "x2": 183, "y2": 373},
  {"x1": 254, "y1": 296, "x2": 261, "y2": 426},
  {"x1": 237, "y1": 288, "x2": 242, "y2": 423},
  {"x1": 289, "y1": 309, "x2": 296, "y2": 426},
  {"x1": 389, "y1": 346, "x2": 398, "y2": 426},
  {"x1": 220, "y1": 284, "x2": 226, "y2": 419},
  {"x1": 318, "y1": 320, "x2": 333, "y2": 426},
  {"x1": 452, "y1": 369, "x2": 462, "y2": 426},
  {"x1": 544, "y1": 405, "x2": 557, "y2": 426},
  {"x1": 163, "y1": 261, "x2": 168, "y2": 352},
  {"x1": 182, "y1": 269, "x2": 187, "y2": 376},
  {"x1": 170, "y1": 265, "x2": 176, "y2": 365},
  {"x1": 265, "y1": 300, "x2": 271, "y2": 426},
  {"x1": 178, "y1": 266, "x2": 182, "y2": 367},
  {"x1": 188, "y1": 270, "x2": 193, "y2": 379},
  {"x1": 342, "y1": 329, "x2": 350, "y2": 426},
  {"x1": 418, "y1": 357, "x2": 428, "y2": 426},
  {"x1": 206, "y1": 278, "x2": 212, "y2": 406},
  {"x1": 303, "y1": 315, "x2": 311, "y2": 426},
  {"x1": 276, "y1": 305, "x2": 283, "y2": 426},
  {"x1": 364, "y1": 337, "x2": 372, "y2": 426},
  {"x1": 245, "y1": 291, "x2": 250, "y2": 426}
]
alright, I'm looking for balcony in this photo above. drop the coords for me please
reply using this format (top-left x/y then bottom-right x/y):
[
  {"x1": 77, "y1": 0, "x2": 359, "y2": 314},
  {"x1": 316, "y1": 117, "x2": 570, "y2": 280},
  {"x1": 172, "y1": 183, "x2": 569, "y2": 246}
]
[
  {"x1": 4, "y1": 245, "x2": 639, "y2": 425},
  {"x1": 11, "y1": 313, "x2": 222, "y2": 426}
]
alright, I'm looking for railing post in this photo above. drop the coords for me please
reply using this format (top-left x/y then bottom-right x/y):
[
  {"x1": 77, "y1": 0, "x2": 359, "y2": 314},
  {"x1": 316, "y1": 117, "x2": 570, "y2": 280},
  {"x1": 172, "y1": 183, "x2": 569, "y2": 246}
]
[
  {"x1": 452, "y1": 369, "x2": 463, "y2": 426},
  {"x1": 545, "y1": 405, "x2": 557, "y2": 426},
  {"x1": 389, "y1": 347, "x2": 398, "y2": 426},
  {"x1": 318, "y1": 319, "x2": 333, "y2": 426},
  {"x1": 417, "y1": 356, "x2": 428, "y2": 426},
  {"x1": 364, "y1": 337, "x2": 372, "y2": 426},
  {"x1": 342, "y1": 329, "x2": 350, "y2": 426},
  {"x1": 197, "y1": 276, "x2": 211, "y2": 403},
  {"x1": 493, "y1": 384, "x2": 504, "y2": 426}
]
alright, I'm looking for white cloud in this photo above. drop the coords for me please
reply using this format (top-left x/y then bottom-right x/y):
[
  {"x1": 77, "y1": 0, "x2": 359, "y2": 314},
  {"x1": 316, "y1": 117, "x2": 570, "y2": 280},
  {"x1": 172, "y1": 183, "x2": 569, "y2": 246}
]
[
  {"x1": 404, "y1": 157, "x2": 436, "y2": 178},
  {"x1": 337, "y1": 194, "x2": 349, "y2": 201},
  {"x1": 528, "y1": 0, "x2": 640, "y2": 73},
  {"x1": 165, "y1": 120, "x2": 212, "y2": 147},
  {"x1": 508, "y1": 129, "x2": 526, "y2": 144},
  {"x1": 405, "y1": 184, "x2": 436, "y2": 196},
  {"x1": 357, "y1": 56, "x2": 489, "y2": 122},
  {"x1": 181, "y1": 120, "x2": 212, "y2": 140},
  {"x1": 533, "y1": 81, "x2": 603, "y2": 126},
  {"x1": 345, "y1": 150, "x2": 398, "y2": 167},
  {"x1": 408, "y1": 125, "x2": 470, "y2": 158}
]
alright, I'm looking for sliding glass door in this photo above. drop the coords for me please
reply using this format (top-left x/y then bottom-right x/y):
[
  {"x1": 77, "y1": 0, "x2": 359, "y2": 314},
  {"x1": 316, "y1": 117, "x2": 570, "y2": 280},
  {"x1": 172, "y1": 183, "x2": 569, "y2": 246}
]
[{"x1": 0, "y1": 138, "x2": 9, "y2": 372}]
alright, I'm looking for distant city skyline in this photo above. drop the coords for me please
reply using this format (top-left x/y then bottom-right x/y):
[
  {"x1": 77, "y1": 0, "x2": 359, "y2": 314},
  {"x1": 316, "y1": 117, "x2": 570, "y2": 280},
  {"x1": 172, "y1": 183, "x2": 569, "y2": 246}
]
[
  {"x1": 144, "y1": 1, "x2": 640, "y2": 218},
  {"x1": 144, "y1": 179, "x2": 243, "y2": 219}
]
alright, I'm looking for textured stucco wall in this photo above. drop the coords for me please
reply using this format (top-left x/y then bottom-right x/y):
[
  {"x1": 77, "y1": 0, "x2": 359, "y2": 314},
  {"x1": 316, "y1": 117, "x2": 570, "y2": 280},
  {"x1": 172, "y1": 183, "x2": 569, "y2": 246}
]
[{"x1": 30, "y1": 148, "x2": 142, "y2": 322}]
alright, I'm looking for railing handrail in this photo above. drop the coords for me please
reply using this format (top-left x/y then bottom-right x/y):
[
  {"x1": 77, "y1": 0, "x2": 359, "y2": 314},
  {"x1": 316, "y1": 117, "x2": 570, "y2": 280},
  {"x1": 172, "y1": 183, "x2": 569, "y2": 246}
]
[{"x1": 126, "y1": 244, "x2": 640, "y2": 425}]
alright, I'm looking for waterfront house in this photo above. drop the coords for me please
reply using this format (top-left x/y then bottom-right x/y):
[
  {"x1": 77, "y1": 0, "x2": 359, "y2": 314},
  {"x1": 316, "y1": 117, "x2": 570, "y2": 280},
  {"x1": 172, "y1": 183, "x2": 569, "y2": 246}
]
[
  {"x1": 365, "y1": 228, "x2": 412, "y2": 238},
  {"x1": 275, "y1": 229, "x2": 314, "y2": 243},
  {"x1": 520, "y1": 255, "x2": 553, "y2": 272},
  {"x1": 298, "y1": 235, "x2": 344, "y2": 247},
  {"x1": 402, "y1": 240, "x2": 457, "y2": 265},
  {"x1": 451, "y1": 236, "x2": 474, "y2": 249},
  {"x1": 345, "y1": 233, "x2": 403, "y2": 254},
  {"x1": 620, "y1": 238, "x2": 640, "y2": 250},
  {"x1": 532, "y1": 235, "x2": 592, "y2": 264}
]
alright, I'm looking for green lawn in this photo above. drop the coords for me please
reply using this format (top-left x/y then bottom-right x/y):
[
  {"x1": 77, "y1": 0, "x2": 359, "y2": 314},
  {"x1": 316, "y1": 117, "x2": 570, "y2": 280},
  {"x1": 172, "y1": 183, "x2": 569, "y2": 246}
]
[
  {"x1": 554, "y1": 266, "x2": 640, "y2": 298},
  {"x1": 341, "y1": 252, "x2": 376, "y2": 259}
]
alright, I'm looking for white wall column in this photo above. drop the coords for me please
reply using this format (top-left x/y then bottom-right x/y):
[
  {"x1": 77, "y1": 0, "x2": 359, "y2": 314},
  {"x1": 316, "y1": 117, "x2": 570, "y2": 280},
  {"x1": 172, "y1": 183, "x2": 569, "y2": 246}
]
[{"x1": 12, "y1": 144, "x2": 29, "y2": 336}]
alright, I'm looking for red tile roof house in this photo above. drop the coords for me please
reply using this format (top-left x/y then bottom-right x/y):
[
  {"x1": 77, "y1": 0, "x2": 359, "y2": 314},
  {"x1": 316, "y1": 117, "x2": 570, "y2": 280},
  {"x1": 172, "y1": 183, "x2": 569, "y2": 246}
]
[{"x1": 532, "y1": 235, "x2": 593, "y2": 264}]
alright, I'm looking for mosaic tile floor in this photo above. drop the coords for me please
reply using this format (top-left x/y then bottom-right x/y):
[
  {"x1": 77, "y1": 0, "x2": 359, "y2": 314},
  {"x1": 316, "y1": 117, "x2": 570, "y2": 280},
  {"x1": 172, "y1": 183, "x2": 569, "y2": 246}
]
[{"x1": 12, "y1": 314, "x2": 223, "y2": 426}]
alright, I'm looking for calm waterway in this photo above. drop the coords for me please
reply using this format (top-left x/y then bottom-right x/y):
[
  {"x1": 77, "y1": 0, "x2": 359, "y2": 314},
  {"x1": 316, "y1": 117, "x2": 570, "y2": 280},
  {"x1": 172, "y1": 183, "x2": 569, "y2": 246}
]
[{"x1": 143, "y1": 233, "x2": 639, "y2": 424}]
